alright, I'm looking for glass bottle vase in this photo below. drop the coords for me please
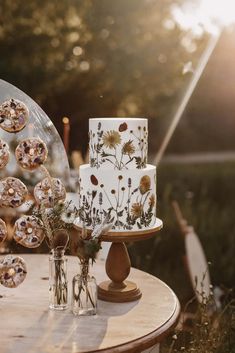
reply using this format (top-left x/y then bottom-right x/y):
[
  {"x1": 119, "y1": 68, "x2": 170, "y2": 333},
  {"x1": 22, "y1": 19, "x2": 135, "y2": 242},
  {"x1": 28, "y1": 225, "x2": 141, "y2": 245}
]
[
  {"x1": 71, "y1": 261, "x2": 97, "y2": 316},
  {"x1": 49, "y1": 249, "x2": 68, "y2": 310}
]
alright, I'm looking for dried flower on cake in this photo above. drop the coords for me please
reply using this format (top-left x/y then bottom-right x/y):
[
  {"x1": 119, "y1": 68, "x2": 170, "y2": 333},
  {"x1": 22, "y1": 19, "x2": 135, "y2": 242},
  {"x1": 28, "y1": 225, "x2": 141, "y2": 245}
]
[
  {"x1": 131, "y1": 203, "x2": 143, "y2": 219},
  {"x1": 119, "y1": 122, "x2": 128, "y2": 132},
  {"x1": 90, "y1": 175, "x2": 98, "y2": 186},
  {"x1": 148, "y1": 194, "x2": 155, "y2": 208},
  {"x1": 139, "y1": 175, "x2": 151, "y2": 194},
  {"x1": 102, "y1": 130, "x2": 121, "y2": 149},
  {"x1": 89, "y1": 121, "x2": 147, "y2": 170},
  {"x1": 80, "y1": 170, "x2": 155, "y2": 231},
  {"x1": 122, "y1": 140, "x2": 135, "y2": 156}
]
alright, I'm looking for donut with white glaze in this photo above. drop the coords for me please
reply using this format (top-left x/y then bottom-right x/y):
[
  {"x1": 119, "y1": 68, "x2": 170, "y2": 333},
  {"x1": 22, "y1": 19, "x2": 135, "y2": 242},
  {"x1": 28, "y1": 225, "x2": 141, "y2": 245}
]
[
  {"x1": 13, "y1": 215, "x2": 45, "y2": 248},
  {"x1": 0, "y1": 177, "x2": 28, "y2": 208},
  {"x1": 15, "y1": 138, "x2": 48, "y2": 171},
  {"x1": 34, "y1": 177, "x2": 66, "y2": 207},
  {"x1": 0, "y1": 255, "x2": 27, "y2": 288},
  {"x1": 0, "y1": 98, "x2": 28, "y2": 133}
]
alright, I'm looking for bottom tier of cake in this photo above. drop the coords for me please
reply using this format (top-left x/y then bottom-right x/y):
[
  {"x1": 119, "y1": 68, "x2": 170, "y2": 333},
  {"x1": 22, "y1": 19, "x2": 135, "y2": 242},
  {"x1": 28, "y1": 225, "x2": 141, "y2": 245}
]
[{"x1": 79, "y1": 164, "x2": 157, "y2": 231}]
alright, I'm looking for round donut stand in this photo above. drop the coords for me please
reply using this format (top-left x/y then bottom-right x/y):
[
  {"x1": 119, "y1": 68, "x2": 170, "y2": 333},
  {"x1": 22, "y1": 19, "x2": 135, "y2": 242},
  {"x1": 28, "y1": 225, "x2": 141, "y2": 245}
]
[{"x1": 75, "y1": 218, "x2": 163, "y2": 303}]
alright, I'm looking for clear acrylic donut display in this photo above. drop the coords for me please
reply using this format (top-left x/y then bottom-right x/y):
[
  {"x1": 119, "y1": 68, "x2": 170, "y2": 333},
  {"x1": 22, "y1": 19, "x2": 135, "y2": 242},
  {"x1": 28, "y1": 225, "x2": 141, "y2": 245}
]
[
  {"x1": 0, "y1": 79, "x2": 70, "y2": 288},
  {"x1": 0, "y1": 79, "x2": 70, "y2": 185}
]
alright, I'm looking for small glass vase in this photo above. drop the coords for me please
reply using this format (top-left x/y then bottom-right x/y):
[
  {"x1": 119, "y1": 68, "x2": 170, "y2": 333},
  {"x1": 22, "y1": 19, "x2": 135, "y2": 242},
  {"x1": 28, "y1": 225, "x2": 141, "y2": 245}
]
[
  {"x1": 49, "y1": 248, "x2": 68, "y2": 310},
  {"x1": 71, "y1": 261, "x2": 97, "y2": 316}
]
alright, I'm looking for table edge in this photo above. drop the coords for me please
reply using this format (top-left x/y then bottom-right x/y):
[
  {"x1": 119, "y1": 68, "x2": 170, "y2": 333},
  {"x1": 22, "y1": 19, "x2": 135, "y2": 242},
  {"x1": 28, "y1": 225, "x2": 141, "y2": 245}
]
[{"x1": 78, "y1": 295, "x2": 180, "y2": 353}]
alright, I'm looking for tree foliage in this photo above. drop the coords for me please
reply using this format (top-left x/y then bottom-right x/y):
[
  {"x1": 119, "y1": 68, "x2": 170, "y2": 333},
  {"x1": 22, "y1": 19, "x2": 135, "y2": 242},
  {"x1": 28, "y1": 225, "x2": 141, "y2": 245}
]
[{"x1": 0, "y1": 0, "x2": 208, "y2": 153}]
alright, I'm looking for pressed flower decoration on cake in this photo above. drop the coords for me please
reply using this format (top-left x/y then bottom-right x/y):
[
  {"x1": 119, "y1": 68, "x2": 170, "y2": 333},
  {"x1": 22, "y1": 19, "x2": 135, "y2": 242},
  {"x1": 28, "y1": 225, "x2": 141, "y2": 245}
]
[
  {"x1": 89, "y1": 121, "x2": 148, "y2": 170},
  {"x1": 79, "y1": 173, "x2": 156, "y2": 230}
]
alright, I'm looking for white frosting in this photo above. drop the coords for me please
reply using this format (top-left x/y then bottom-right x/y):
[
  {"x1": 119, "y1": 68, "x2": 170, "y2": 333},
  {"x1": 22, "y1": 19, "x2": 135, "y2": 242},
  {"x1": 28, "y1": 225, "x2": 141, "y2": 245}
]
[
  {"x1": 89, "y1": 118, "x2": 148, "y2": 170},
  {"x1": 79, "y1": 164, "x2": 156, "y2": 231}
]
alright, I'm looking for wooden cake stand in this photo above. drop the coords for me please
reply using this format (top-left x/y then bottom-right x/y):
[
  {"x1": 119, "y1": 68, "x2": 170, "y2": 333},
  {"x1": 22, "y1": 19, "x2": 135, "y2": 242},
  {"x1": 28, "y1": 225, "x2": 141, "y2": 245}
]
[
  {"x1": 98, "y1": 218, "x2": 163, "y2": 303},
  {"x1": 74, "y1": 218, "x2": 163, "y2": 303}
]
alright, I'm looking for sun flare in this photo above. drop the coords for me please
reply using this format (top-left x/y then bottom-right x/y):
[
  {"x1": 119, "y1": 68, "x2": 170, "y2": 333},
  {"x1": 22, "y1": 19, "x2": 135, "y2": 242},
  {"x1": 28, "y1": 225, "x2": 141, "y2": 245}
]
[
  {"x1": 172, "y1": 0, "x2": 235, "y2": 35},
  {"x1": 201, "y1": 0, "x2": 235, "y2": 26}
]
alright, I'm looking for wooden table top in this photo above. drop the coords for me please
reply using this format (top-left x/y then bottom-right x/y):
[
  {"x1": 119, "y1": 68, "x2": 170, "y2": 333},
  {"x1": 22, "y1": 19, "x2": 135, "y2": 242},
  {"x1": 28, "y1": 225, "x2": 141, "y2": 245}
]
[{"x1": 0, "y1": 254, "x2": 180, "y2": 353}]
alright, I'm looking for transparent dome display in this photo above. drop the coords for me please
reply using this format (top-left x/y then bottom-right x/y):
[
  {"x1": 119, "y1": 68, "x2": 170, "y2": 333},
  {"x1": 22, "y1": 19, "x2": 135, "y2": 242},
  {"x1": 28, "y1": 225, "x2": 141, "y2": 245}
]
[{"x1": 0, "y1": 79, "x2": 70, "y2": 187}]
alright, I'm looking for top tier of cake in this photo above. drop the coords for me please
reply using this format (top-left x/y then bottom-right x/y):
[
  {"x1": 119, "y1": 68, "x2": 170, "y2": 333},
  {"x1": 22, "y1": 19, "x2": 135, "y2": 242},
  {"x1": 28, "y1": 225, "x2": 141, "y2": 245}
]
[{"x1": 89, "y1": 118, "x2": 148, "y2": 170}]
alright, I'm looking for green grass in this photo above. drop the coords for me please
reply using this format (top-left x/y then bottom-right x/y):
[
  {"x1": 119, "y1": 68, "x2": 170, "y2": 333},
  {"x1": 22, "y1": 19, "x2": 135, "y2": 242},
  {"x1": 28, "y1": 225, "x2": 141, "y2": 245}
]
[{"x1": 128, "y1": 161, "x2": 235, "y2": 303}]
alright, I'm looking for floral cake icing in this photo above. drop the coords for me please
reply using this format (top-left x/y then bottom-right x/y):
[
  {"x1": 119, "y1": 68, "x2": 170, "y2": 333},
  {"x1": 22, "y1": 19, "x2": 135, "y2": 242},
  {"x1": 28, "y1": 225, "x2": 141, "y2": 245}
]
[
  {"x1": 79, "y1": 118, "x2": 157, "y2": 231},
  {"x1": 89, "y1": 118, "x2": 148, "y2": 170}
]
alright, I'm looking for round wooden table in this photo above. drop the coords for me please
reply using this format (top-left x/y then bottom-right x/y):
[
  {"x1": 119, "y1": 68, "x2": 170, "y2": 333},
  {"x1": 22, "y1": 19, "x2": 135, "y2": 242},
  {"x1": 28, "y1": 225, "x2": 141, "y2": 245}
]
[{"x1": 0, "y1": 254, "x2": 180, "y2": 353}]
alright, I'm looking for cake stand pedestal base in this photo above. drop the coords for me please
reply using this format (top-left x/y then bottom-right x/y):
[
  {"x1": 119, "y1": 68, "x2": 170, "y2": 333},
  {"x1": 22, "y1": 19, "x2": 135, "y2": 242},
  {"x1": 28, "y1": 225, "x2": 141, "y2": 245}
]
[
  {"x1": 98, "y1": 242, "x2": 142, "y2": 302},
  {"x1": 98, "y1": 218, "x2": 163, "y2": 303},
  {"x1": 98, "y1": 279, "x2": 141, "y2": 302}
]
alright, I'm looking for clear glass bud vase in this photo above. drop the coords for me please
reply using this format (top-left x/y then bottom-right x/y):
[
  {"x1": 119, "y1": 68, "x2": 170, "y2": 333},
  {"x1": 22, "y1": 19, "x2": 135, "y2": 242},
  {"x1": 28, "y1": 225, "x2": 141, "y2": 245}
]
[
  {"x1": 71, "y1": 261, "x2": 97, "y2": 316},
  {"x1": 49, "y1": 249, "x2": 68, "y2": 310}
]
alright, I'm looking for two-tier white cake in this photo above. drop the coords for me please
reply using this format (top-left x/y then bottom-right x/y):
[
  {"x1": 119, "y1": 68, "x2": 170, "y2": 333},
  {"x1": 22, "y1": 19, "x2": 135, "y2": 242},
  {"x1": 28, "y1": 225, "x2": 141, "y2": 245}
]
[{"x1": 79, "y1": 118, "x2": 157, "y2": 231}]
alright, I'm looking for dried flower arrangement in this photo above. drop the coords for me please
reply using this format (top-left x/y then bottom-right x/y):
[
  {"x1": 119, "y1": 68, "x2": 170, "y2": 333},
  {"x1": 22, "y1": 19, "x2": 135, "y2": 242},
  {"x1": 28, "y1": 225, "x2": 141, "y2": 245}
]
[
  {"x1": 71, "y1": 215, "x2": 112, "y2": 315},
  {"x1": 29, "y1": 172, "x2": 79, "y2": 309},
  {"x1": 74, "y1": 214, "x2": 112, "y2": 265},
  {"x1": 32, "y1": 199, "x2": 78, "y2": 250}
]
